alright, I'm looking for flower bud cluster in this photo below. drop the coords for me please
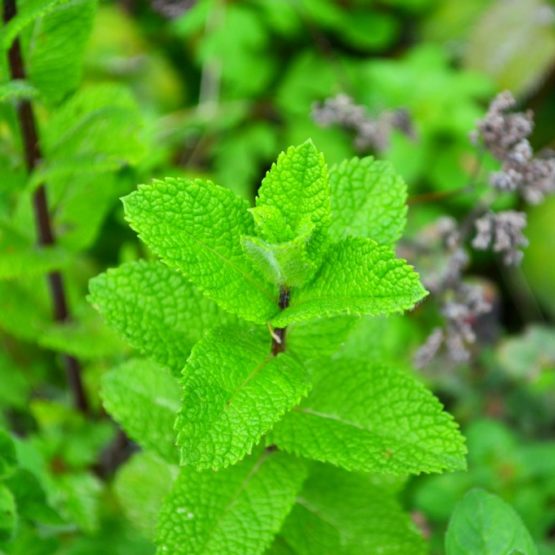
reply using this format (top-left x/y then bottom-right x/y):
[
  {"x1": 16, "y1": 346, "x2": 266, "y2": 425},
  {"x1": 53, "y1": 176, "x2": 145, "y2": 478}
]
[
  {"x1": 472, "y1": 91, "x2": 555, "y2": 204},
  {"x1": 472, "y1": 211, "x2": 528, "y2": 266},
  {"x1": 312, "y1": 94, "x2": 414, "y2": 152},
  {"x1": 152, "y1": 0, "x2": 195, "y2": 19}
]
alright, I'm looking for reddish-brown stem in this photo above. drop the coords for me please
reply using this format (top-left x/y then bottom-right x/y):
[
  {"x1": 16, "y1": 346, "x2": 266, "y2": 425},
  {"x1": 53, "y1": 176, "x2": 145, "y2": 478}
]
[
  {"x1": 3, "y1": 0, "x2": 89, "y2": 414},
  {"x1": 271, "y1": 287, "x2": 290, "y2": 356}
]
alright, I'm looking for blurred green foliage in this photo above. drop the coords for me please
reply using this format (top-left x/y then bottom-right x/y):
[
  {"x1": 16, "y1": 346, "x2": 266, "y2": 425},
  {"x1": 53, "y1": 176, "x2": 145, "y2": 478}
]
[{"x1": 1, "y1": 0, "x2": 555, "y2": 553}]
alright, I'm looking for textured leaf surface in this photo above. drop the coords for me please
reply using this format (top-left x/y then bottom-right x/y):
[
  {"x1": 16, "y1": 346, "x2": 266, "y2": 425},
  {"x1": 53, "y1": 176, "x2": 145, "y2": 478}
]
[
  {"x1": 272, "y1": 237, "x2": 427, "y2": 326},
  {"x1": 176, "y1": 326, "x2": 310, "y2": 470},
  {"x1": 123, "y1": 178, "x2": 278, "y2": 323},
  {"x1": 270, "y1": 358, "x2": 466, "y2": 474},
  {"x1": 89, "y1": 260, "x2": 231, "y2": 372},
  {"x1": 445, "y1": 489, "x2": 537, "y2": 555},
  {"x1": 101, "y1": 359, "x2": 180, "y2": 463},
  {"x1": 275, "y1": 464, "x2": 426, "y2": 555},
  {"x1": 156, "y1": 449, "x2": 307, "y2": 555},
  {"x1": 114, "y1": 452, "x2": 178, "y2": 539},
  {"x1": 253, "y1": 141, "x2": 329, "y2": 243},
  {"x1": 329, "y1": 157, "x2": 407, "y2": 244},
  {"x1": 287, "y1": 316, "x2": 357, "y2": 363}
]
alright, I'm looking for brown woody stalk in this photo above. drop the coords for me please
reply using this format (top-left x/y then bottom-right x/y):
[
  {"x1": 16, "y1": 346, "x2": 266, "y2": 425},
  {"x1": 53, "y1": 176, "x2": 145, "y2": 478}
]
[{"x1": 3, "y1": 0, "x2": 89, "y2": 414}]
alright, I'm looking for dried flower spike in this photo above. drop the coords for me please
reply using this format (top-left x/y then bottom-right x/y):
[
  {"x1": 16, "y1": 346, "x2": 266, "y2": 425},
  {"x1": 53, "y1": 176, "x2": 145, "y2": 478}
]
[
  {"x1": 312, "y1": 93, "x2": 415, "y2": 152},
  {"x1": 472, "y1": 90, "x2": 555, "y2": 203},
  {"x1": 472, "y1": 211, "x2": 528, "y2": 265}
]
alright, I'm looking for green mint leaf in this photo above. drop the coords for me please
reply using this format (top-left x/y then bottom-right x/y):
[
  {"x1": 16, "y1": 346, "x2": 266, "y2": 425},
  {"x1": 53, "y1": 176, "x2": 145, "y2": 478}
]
[
  {"x1": 156, "y1": 448, "x2": 307, "y2": 555},
  {"x1": 89, "y1": 260, "x2": 231, "y2": 373},
  {"x1": 274, "y1": 463, "x2": 427, "y2": 555},
  {"x1": 0, "y1": 429, "x2": 17, "y2": 480},
  {"x1": 0, "y1": 225, "x2": 69, "y2": 279},
  {"x1": 0, "y1": 484, "x2": 17, "y2": 542},
  {"x1": 272, "y1": 237, "x2": 427, "y2": 327},
  {"x1": 52, "y1": 472, "x2": 102, "y2": 533},
  {"x1": 287, "y1": 316, "x2": 357, "y2": 362},
  {"x1": 101, "y1": 359, "x2": 180, "y2": 463},
  {"x1": 114, "y1": 452, "x2": 178, "y2": 540},
  {"x1": 123, "y1": 178, "x2": 278, "y2": 323},
  {"x1": 44, "y1": 84, "x2": 145, "y2": 171},
  {"x1": 176, "y1": 326, "x2": 310, "y2": 470},
  {"x1": 329, "y1": 157, "x2": 407, "y2": 243},
  {"x1": 1, "y1": 0, "x2": 71, "y2": 51},
  {"x1": 252, "y1": 141, "x2": 329, "y2": 243},
  {"x1": 241, "y1": 223, "x2": 317, "y2": 287},
  {"x1": 270, "y1": 359, "x2": 466, "y2": 474},
  {"x1": 40, "y1": 85, "x2": 146, "y2": 251},
  {"x1": 445, "y1": 489, "x2": 537, "y2": 555},
  {"x1": 26, "y1": 0, "x2": 97, "y2": 103}
]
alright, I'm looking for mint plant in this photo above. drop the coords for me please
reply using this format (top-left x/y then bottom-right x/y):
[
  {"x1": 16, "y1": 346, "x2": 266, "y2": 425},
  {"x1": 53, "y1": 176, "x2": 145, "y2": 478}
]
[{"x1": 90, "y1": 140, "x2": 467, "y2": 553}]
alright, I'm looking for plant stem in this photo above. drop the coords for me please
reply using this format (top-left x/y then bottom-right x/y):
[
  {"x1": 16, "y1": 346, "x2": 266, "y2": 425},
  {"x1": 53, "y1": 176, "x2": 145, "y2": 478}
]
[
  {"x1": 271, "y1": 286, "x2": 290, "y2": 356},
  {"x1": 3, "y1": 0, "x2": 89, "y2": 414}
]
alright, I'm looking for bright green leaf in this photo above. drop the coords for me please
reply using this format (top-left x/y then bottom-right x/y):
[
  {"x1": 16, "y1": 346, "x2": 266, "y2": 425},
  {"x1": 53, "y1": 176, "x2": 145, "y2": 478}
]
[
  {"x1": 270, "y1": 359, "x2": 466, "y2": 474},
  {"x1": 272, "y1": 237, "x2": 427, "y2": 327},
  {"x1": 275, "y1": 463, "x2": 427, "y2": 555},
  {"x1": 241, "y1": 223, "x2": 317, "y2": 287},
  {"x1": 101, "y1": 359, "x2": 181, "y2": 463},
  {"x1": 176, "y1": 326, "x2": 310, "y2": 470},
  {"x1": 253, "y1": 141, "x2": 330, "y2": 244},
  {"x1": 287, "y1": 316, "x2": 357, "y2": 363},
  {"x1": 156, "y1": 448, "x2": 307, "y2": 555},
  {"x1": 89, "y1": 260, "x2": 231, "y2": 372},
  {"x1": 445, "y1": 489, "x2": 537, "y2": 555},
  {"x1": 123, "y1": 178, "x2": 279, "y2": 323},
  {"x1": 329, "y1": 157, "x2": 407, "y2": 244}
]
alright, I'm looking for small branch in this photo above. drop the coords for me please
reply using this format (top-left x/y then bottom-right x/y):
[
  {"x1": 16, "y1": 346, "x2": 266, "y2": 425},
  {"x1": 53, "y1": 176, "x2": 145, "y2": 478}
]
[
  {"x1": 3, "y1": 0, "x2": 89, "y2": 414},
  {"x1": 408, "y1": 184, "x2": 473, "y2": 206},
  {"x1": 271, "y1": 287, "x2": 290, "y2": 356}
]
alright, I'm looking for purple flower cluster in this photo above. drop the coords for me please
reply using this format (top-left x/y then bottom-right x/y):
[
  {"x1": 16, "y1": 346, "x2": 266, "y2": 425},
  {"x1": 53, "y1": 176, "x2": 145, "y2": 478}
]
[
  {"x1": 472, "y1": 211, "x2": 528, "y2": 266},
  {"x1": 472, "y1": 91, "x2": 555, "y2": 204},
  {"x1": 312, "y1": 94, "x2": 414, "y2": 152}
]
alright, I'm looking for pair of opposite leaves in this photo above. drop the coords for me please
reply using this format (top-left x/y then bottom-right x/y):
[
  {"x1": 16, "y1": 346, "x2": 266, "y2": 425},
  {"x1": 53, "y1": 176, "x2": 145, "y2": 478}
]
[{"x1": 91, "y1": 141, "x2": 465, "y2": 476}]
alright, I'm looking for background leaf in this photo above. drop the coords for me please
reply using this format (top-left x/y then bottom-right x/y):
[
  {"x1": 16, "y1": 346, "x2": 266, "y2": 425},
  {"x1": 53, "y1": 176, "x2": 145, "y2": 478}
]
[
  {"x1": 101, "y1": 359, "x2": 181, "y2": 463},
  {"x1": 445, "y1": 488, "x2": 537, "y2": 555}
]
